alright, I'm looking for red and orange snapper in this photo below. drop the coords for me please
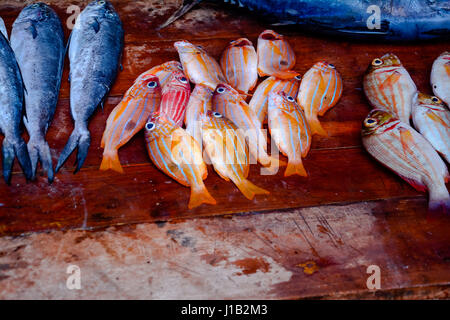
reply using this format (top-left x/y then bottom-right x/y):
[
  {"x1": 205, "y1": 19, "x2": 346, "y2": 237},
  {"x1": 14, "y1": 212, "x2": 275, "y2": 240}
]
[
  {"x1": 200, "y1": 111, "x2": 269, "y2": 200},
  {"x1": 100, "y1": 75, "x2": 161, "y2": 173},
  {"x1": 249, "y1": 75, "x2": 301, "y2": 124},
  {"x1": 297, "y1": 61, "x2": 343, "y2": 136},
  {"x1": 430, "y1": 51, "x2": 450, "y2": 106},
  {"x1": 256, "y1": 29, "x2": 299, "y2": 80},
  {"x1": 268, "y1": 91, "x2": 311, "y2": 177},
  {"x1": 145, "y1": 113, "x2": 216, "y2": 209},
  {"x1": 220, "y1": 38, "x2": 258, "y2": 94},
  {"x1": 362, "y1": 109, "x2": 449, "y2": 214},
  {"x1": 412, "y1": 93, "x2": 450, "y2": 163},
  {"x1": 212, "y1": 83, "x2": 284, "y2": 168},
  {"x1": 159, "y1": 70, "x2": 191, "y2": 127},
  {"x1": 363, "y1": 53, "x2": 417, "y2": 124},
  {"x1": 174, "y1": 40, "x2": 226, "y2": 89},
  {"x1": 185, "y1": 84, "x2": 213, "y2": 145},
  {"x1": 138, "y1": 60, "x2": 183, "y2": 88}
]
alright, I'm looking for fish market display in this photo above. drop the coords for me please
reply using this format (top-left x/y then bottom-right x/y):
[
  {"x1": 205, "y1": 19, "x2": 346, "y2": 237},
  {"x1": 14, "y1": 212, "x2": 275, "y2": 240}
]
[
  {"x1": 430, "y1": 52, "x2": 450, "y2": 106},
  {"x1": 220, "y1": 38, "x2": 257, "y2": 94},
  {"x1": 139, "y1": 60, "x2": 183, "y2": 88},
  {"x1": 268, "y1": 91, "x2": 311, "y2": 177},
  {"x1": 362, "y1": 109, "x2": 449, "y2": 213},
  {"x1": 257, "y1": 30, "x2": 299, "y2": 80},
  {"x1": 100, "y1": 75, "x2": 162, "y2": 173},
  {"x1": 201, "y1": 111, "x2": 269, "y2": 200},
  {"x1": 55, "y1": 0, "x2": 124, "y2": 174},
  {"x1": 145, "y1": 113, "x2": 216, "y2": 209},
  {"x1": 174, "y1": 40, "x2": 226, "y2": 89},
  {"x1": 10, "y1": 3, "x2": 65, "y2": 183},
  {"x1": 0, "y1": 31, "x2": 32, "y2": 183},
  {"x1": 159, "y1": 70, "x2": 191, "y2": 127},
  {"x1": 185, "y1": 84, "x2": 213, "y2": 145},
  {"x1": 297, "y1": 61, "x2": 343, "y2": 136},
  {"x1": 249, "y1": 75, "x2": 301, "y2": 124},
  {"x1": 412, "y1": 93, "x2": 450, "y2": 164},
  {"x1": 363, "y1": 53, "x2": 416, "y2": 124}
]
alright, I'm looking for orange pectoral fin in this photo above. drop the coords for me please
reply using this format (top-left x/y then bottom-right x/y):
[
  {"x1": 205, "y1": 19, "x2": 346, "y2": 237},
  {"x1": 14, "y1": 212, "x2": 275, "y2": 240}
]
[
  {"x1": 380, "y1": 71, "x2": 402, "y2": 91},
  {"x1": 426, "y1": 112, "x2": 450, "y2": 129},
  {"x1": 399, "y1": 127, "x2": 414, "y2": 155},
  {"x1": 445, "y1": 62, "x2": 450, "y2": 77}
]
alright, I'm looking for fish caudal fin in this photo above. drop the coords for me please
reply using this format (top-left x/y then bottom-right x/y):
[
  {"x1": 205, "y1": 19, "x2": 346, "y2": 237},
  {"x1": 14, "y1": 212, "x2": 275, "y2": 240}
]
[
  {"x1": 284, "y1": 159, "x2": 307, "y2": 177},
  {"x1": 188, "y1": 183, "x2": 217, "y2": 209},
  {"x1": 27, "y1": 137, "x2": 54, "y2": 183},
  {"x1": 428, "y1": 184, "x2": 450, "y2": 215},
  {"x1": 55, "y1": 126, "x2": 91, "y2": 174},
  {"x1": 100, "y1": 149, "x2": 123, "y2": 173},
  {"x1": 2, "y1": 137, "x2": 32, "y2": 184},
  {"x1": 307, "y1": 116, "x2": 327, "y2": 137},
  {"x1": 234, "y1": 177, "x2": 269, "y2": 200}
]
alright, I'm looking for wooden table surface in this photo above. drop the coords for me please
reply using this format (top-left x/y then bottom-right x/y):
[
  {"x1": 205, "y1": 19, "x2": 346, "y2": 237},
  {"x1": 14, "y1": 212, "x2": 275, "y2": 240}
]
[{"x1": 0, "y1": 0, "x2": 448, "y2": 299}]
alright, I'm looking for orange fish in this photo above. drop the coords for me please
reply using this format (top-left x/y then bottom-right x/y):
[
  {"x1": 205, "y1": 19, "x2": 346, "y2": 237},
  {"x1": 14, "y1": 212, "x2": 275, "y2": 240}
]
[
  {"x1": 100, "y1": 74, "x2": 161, "y2": 173},
  {"x1": 159, "y1": 70, "x2": 191, "y2": 127},
  {"x1": 268, "y1": 91, "x2": 311, "y2": 177},
  {"x1": 363, "y1": 53, "x2": 417, "y2": 124},
  {"x1": 249, "y1": 75, "x2": 301, "y2": 124},
  {"x1": 220, "y1": 38, "x2": 257, "y2": 94},
  {"x1": 145, "y1": 113, "x2": 216, "y2": 209},
  {"x1": 174, "y1": 40, "x2": 226, "y2": 89},
  {"x1": 200, "y1": 111, "x2": 269, "y2": 200},
  {"x1": 431, "y1": 51, "x2": 450, "y2": 106},
  {"x1": 138, "y1": 60, "x2": 183, "y2": 88},
  {"x1": 185, "y1": 84, "x2": 213, "y2": 145},
  {"x1": 297, "y1": 61, "x2": 343, "y2": 136},
  {"x1": 256, "y1": 29, "x2": 299, "y2": 79},
  {"x1": 362, "y1": 109, "x2": 449, "y2": 214}
]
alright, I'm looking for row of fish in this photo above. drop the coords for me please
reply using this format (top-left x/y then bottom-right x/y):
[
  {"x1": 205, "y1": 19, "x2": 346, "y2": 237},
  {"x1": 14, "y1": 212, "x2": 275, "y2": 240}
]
[
  {"x1": 0, "y1": 0, "x2": 123, "y2": 184},
  {"x1": 362, "y1": 53, "x2": 450, "y2": 214}
]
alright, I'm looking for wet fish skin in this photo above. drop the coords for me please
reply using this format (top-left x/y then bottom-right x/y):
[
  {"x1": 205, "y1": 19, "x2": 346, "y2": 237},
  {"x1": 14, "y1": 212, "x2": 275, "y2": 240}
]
[
  {"x1": 159, "y1": 70, "x2": 191, "y2": 127},
  {"x1": 145, "y1": 113, "x2": 216, "y2": 209},
  {"x1": 0, "y1": 15, "x2": 7, "y2": 40},
  {"x1": 11, "y1": 2, "x2": 65, "y2": 183},
  {"x1": 362, "y1": 109, "x2": 449, "y2": 214},
  {"x1": 0, "y1": 32, "x2": 32, "y2": 184},
  {"x1": 185, "y1": 84, "x2": 213, "y2": 145},
  {"x1": 430, "y1": 52, "x2": 450, "y2": 107},
  {"x1": 100, "y1": 75, "x2": 162, "y2": 173},
  {"x1": 55, "y1": 0, "x2": 124, "y2": 174},
  {"x1": 139, "y1": 60, "x2": 183, "y2": 89},
  {"x1": 412, "y1": 93, "x2": 450, "y2": 164}
]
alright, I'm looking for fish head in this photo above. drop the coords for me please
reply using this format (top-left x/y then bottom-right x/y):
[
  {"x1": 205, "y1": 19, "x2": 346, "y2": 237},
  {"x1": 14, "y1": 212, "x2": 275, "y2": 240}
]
[
  {"x1": 135, "y1": 74, "x2": 161, "y2": 94},
  {"x1": 162, "y1": 61, "x2": 183, "y2": 72},
  {"x1": 313, "y1": 61, "x2": 337, "y2": 73},
  {"x1": 166, "y1": 70, "x2": 190, "y2": 91},
  {"x1": 229, "y1": 38, "x2": 253, "y2": 48},
  {"x1": 144, "y1": 112, "x2": 177, "y2": 141},
  {"x1": 417, "y1": 92, "x2": 447, "y2": 109},
  {"x1": 85, "y1": 0, "x2": 119, "y2": 21},
  {"x1": 193, "y1": 83, "x2": 214, "y2": 98},
  {"x1": 362, "y1": 109, "x2": 397, "y2": 136},
  {"x1": 268, "y1": 90, "x2": 298, "y2": 112},
  {"x1": 174, "y1": 40, "x2": 206, "y2": 56},
  {"x1": 213, "y1": 83, "x2": 240, "y2": 105},
  {"x1": 366, "y1": 53, "x2": 402, "y2": 74},
  {"x1": 15, "y1": 2, "x2": 53, "y2": 23},
  {"x1": 259, "y1": 29, "x2": 283, "y2": 42}
]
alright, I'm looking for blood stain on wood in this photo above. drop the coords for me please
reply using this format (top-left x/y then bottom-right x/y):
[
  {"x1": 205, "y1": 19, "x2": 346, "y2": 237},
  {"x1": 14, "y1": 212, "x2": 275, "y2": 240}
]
[{"x1": 232, "y1": 257, "x2": 271, "y2": 275}]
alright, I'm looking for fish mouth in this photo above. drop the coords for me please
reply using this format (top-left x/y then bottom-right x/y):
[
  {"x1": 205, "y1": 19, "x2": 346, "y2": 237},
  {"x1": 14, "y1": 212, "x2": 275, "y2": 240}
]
[
  {"x1": 174, "y1": 40, "x2": 197, "y2": 53},
  {"x1": 230, "y1": 38, "x2": 253, "y2": 47},
  {"x1": 260, "y1": 29, "x2": 282, "y2": 41}
]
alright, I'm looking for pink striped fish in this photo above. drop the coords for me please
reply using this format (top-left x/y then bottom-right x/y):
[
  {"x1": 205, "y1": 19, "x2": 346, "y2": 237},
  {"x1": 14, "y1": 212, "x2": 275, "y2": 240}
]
[
  {"x1": 363, "y1": 53, "x2": 417, "y2": 124},
  {"x1": 159, "y1": 70, "x2": 191, "y2": 126},
  {"x1": 412, "y1": 93, "x2": 450, "y2": 163},
  {"x1": 185, "y1": 84, "x2": 213, "y2": 145},
  {"x1": 220, "y1": 38, "x2": 257, "y2": 94},
  {"x1": 249, "y1": 75, "x2": 301, "y2": 124},
  {"x1": 138, "y1": 61, "x2": 183, "y2": 88},
  {"x1": 297, "y1": 61, "x2": 343, "y2": 136},
  {"x1": 362, "y1": 109, "x2": 449, "y2": 214},
  {"x1": 257, "y1": 29, "x2": 299, "y2": 79},
  {"x1": 174, "y1": 40, "x2": 226, "y2": 89},
  {"x1": 431, "y1": 52, "x2": 450, "y2": 106}
]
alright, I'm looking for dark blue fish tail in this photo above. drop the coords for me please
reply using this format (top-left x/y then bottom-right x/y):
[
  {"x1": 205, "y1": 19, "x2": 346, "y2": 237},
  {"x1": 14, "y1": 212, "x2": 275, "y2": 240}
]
[
  {"x1": 55, "y1": 124, "x2": 91, "y2": 174},
  {"x1": 27, "y1": 137, "x2": 54, "y2": 183},
  {"x1": 2, "y1": 136, "x2": 33, "y2": 184}
]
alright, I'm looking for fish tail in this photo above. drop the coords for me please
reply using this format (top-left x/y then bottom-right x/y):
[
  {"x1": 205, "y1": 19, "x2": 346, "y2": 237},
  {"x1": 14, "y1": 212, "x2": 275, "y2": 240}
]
[
  {"x1": 428, "y1": 183, "x2": 450, "y2": 216},
  {"x1": 234, "y1": 177, "x2": 269, "y2": 200},
  {"x1": 2, "y1": 136, "x2": 33, "y2": 184},
  {"x1": 284, "y1": 158, "x2": 307, "y2": 177},
  {"x1": 100, "y1": 149, "x2": 123, "y2": 173},
  {"x1": 55, "y1": 126, "x2": 91, "y2": 174},
  {"x1": 27, "y1": 137, "x2": 54, "y2": 183},
  {"x1": 188, "y1": 182, "x2": 216, "y2": 209},
  {"x1": 307, "y1": 115, "x2": 327, "y2": 137}
]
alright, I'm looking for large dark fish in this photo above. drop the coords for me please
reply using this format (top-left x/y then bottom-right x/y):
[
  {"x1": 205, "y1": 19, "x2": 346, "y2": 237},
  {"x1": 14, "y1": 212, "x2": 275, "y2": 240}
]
[
  {"x1": 55, "y1": 0, "x2": 123, "y2": 174},
  {"x1": 11, "y1": 3, "x2": 65, "y2": 183},
  {"x1": 0, "y1": 31, "x2": 32, "y2": 184},
  {"x1": 160, "y1": 0, "x2": 450, "y2": 41}
]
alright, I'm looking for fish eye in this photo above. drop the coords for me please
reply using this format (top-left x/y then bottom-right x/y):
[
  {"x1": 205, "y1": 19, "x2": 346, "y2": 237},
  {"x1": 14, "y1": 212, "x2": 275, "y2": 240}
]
[
  {"x1": 328, "y1": 63, "x2": 335, "y2": 68},
  {"x1": 177, "y1": 64, "x2": 183, "y2": 70},
  {"x1": 294, "y1": 75, "x2": 302, "y2": 80},
  {"x1": 372, "y1": 58, "x2": 383, "y2": 66},
  {"x1": 364, "y1": 118, "x2": 377, "y2": 127},
  {"x1": 147, "y1": 81, "x2": 157, "y2": 88},
  {"x1": 98, "y1": 0, "x2": 106, "y2": 5},
  {"x1": 286, "y1": 96, "x2": 295, "y2": 102},
  {"x1": 217, "y1": 87, "x2": 225, "y2": 94},
  {"x1": 431, "y1": 96, "x2": 440, "y2": 103},
  {"x1": 179, "y1": 77, "x2": 188, "y2": 84},
  {"x1": 145, "y1": 122, "x2": 155, "y2": 131},
  {"x1": 31, "y1": 3, "x2": 39, "y2": 8},
  {"x1": 213, "y1": 112, "x2": 222, "y2": 118}
]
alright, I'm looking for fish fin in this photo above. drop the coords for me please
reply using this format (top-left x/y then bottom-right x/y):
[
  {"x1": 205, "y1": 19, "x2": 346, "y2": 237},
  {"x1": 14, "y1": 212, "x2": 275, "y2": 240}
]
[
  {"x1": 398, "y1": 175, "x2": 427, "y2": 192},
  {"x1": 2, "y1": 137, "x2": 33, "y2": 184},
  {"x1": 428, "y1": 184, "x2": 450, "y2": 216},
  {"x1": 26, "y1": 24, "x2": 37, "y2": 39},
  {"x1": 284, "y1": 158, "x2": 307, "y2": 177},
  {"x1": 307, "y1": 115, "x2": 327, "y2": 136},
  {"x1": 399, "y1": 127, "x2": 414, "y2": 155},
  {"x1": 380, "y1": 71, "x2": 401, "y2": 91},
  {"x1": 100, "y1": 149, "x2": 123, "y2": 173},
  {"x1": 426, "y1": 112, "x2": 450, "y2": 129},
  {"x1": 55, "y1": 126, "x2": 91, "y2": 174},
  {"x1": 188, "y1": 183, "x2": 216, "y2": 209},
  {"x1": 233, "y1": 177, "x2": 269, "y2": 200},
  {"x1": 90, "y1": 18, "x2": 100, "y2": 33},
  {"x1": 445, "y1": 63, "x2": 450, "y2": 77},
  {"x1": 157, "y1": 0, "x2": 202, "y2": 30},
  {"x1": 27, "y1": 138, "x2": 54, "y2": 183},
  {"x1": 267, "y1": 69, "x2": 299, "y2": 80}
]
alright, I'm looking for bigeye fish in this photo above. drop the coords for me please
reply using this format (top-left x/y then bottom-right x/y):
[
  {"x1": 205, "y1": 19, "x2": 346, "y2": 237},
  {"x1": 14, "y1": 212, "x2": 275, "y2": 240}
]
[
  {"x1": 268, "y1": 91, "x2": 311, "y2": 177},
  {"x1": 100, "y1": 75, "x2": 161, "y2": 173},
  {"x1": 174, "y1": 40, "x2": 227, "y2": 90},
  {"x1": 257, "y1": 30, "x2": 299, "y2": 80},
  {"x1": 249, "y1": 75, "x2": 301, "y2": 124},
  {"x1": 159, "y1": 70, "x2": 191, "y2": 127},
  {"x1": 144, "y1": 113, "x2": 216, "y2": 209},
  {"x1": 412, "y1": 93, "x2": 450, "y2": 164},
  {"x1": 185, "y1": 84, "x2": 213, "y2": 145},
  {"x1": 363, "y1": 53, "x2": 417, "y2": 124},
  {"x1": 11, "y1": 2, "x2": 65, "y2": 183},
  {"x1": 297, "y1": 61, "x2": 343, "y2": 136},
  {"x1": 220, "y1": 38, "x2": 258, "y2": 94},
  {"x1": 200, "y1": 111, "x2": 269, "y2": 200},
  {"x1": 0, "y1": 29, "x2": 32, "y2": 183},
  {"x1": 430, "y1": 52, "x2": 450, "y2": 106},
  {"x1": 139, "y1": 60, "x2": 183, "y2": 89},
  {"x1": 55, "y1": 0, "x2": 124, "y2": 174},
  {"x1": 362, "y1": 109, "x2": 449, "y2": 214}
]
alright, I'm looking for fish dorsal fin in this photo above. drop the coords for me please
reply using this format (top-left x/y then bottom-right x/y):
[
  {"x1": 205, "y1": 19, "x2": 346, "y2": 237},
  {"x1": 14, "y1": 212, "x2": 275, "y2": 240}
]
[{"x1": 380, "y1": 71, "x2": 402, "y2": 91}]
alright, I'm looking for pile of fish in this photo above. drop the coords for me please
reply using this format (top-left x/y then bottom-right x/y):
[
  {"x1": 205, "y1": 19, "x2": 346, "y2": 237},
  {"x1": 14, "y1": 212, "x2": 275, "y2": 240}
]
[
  {"x1": 362, "y1": 52, "x2": 450, "y2": 214},
  {"x1": 100, "y1": 29, "x2": 343, "y2": 209}
]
